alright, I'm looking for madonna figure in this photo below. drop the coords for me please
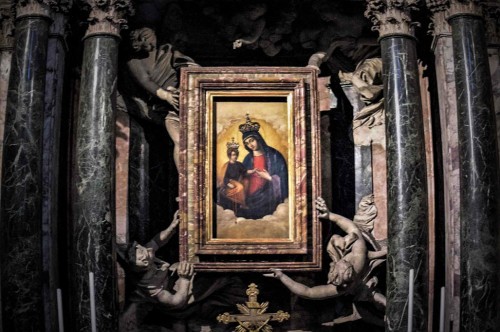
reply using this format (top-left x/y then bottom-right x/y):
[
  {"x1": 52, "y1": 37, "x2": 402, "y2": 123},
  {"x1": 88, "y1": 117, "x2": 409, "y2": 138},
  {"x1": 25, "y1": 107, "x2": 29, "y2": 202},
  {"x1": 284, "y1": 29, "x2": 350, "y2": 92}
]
[{"x1": 238, "y1": 114, "x2": 288, "y2": 219}]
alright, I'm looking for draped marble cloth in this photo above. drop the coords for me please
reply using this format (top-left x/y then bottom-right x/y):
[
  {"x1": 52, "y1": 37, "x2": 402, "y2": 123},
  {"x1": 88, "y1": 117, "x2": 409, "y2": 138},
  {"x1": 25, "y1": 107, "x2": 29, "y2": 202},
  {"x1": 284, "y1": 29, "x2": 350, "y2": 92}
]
[
  {"x1": 338, "y1": 58, "x2": 384, "y2": 131},
  {"x1": 327, "y1": 194, "x2": 383, "y2": 273},
  {"x1": 149, "y1": 44, "x2": 193, "y2": 97}
]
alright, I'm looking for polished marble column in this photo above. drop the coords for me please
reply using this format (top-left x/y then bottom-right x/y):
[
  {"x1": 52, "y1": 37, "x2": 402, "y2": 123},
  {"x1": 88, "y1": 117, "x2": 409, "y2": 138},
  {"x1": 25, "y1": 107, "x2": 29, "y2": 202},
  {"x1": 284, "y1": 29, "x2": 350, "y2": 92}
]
[
  {"x1": 427, "y1": 4, "x2": 460, "y2": 331},
  {"x1": 70, "y1": 1, "x2": 133, "y2": 330},
  {"x1": 42, "y1": 11, "x2": 68, "y2": 332},
  {"x1": 447, "y1": 2, "x2": 500, "y2": 330},
  {"x1": 0, "y1": 1, "x2": 51, "y2": 330},
  {"x1": 0, "y1": 4, "x2": 14, "y2": 328},
  {"x1": 0, "y1": 3, "x2": 14, "y2": 190},
  {"x1": 365, "y1": 1, "x2": 428, "y2": 330}
]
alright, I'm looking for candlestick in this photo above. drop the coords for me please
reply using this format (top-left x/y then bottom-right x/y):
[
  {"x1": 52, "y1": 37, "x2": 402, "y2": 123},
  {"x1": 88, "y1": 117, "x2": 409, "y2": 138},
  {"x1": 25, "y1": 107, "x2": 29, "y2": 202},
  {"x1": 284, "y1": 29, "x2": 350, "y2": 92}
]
[
  {"x1": 89, "y1": 272, "x2": 97, "y2": 332},
  {"x1": 57, "y1": 288, "x2": 64, "y2": 332},
  {"x1": 439, "y1": 287, "x2": 445, "y2": 332},
  {"x1": 408, "y1": 268, "x2": 414, "y2": 332}
]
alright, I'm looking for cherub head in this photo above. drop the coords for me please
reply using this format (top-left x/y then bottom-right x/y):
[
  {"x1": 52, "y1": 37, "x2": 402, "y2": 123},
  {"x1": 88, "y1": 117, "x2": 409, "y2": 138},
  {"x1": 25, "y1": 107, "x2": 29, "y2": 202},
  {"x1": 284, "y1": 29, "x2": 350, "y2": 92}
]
[
  {"x1": 328, "y1": 260, "x2": 354, "y2": 287},
  {"x1": 130, "y1": 28, "x2": 157, "y2": 53},
  {"x1": 126, "y1": 241, "x2": 157, "y2": 273}
]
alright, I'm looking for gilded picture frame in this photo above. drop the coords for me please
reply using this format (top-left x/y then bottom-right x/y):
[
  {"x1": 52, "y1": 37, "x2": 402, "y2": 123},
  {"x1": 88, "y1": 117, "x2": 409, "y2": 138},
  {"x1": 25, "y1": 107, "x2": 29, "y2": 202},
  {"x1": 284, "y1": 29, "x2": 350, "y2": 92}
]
[{"x1": 179, "y1": 67, "x2": 321, "y2": 271}]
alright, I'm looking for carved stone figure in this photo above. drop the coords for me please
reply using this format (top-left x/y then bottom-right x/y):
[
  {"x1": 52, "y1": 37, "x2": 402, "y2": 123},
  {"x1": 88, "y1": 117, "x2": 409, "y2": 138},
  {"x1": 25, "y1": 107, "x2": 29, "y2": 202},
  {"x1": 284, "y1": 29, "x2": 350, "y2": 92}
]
[
  {"x1": 265, "y1": 195, "x2": 386, "y2": 326},
  {"x1": 119, "y1": 27, "x2": 198, "y2": 171},
  {"x1": 229, "y1": 3, "x2": 267, "y2": 50},
  {"x1": 339, "y1": 58, "x2": 384, "y2": 133},
  {"x1": 304, "y1": 0, "x2": 379, "y2": 73},
  {"x1": 121, "y1": 211, "x2": 195, "y2": 308},
  {"x1": 119, "y1": 211, "x2": 248, "y2": 332}
]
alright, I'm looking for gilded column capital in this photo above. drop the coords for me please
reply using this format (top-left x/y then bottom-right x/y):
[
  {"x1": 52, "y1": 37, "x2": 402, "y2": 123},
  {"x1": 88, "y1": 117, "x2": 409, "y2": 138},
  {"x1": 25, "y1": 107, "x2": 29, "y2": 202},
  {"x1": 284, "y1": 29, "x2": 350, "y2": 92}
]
[
  {"x1": 448, "y1": 0, "x2": 483, "y2": 19},
  {"x1": 15, "y1": 0, "x2": 52, "y2": 20},
  {"x1": 82, "y1": 0, "x2": 134, "y2": 39},
  {"x1": 365, "y1": 0, "x2": 421, "y2": 38},
  {"x1": 0, "y1": 3, "x2": 15, "y2": 50}
]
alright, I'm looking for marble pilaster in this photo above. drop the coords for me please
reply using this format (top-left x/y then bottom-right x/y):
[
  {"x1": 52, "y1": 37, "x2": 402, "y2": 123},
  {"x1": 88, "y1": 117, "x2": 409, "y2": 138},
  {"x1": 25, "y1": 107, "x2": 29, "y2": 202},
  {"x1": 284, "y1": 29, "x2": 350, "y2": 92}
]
[
  {"x1": 365, "y1": 1, "x2": 429, "y2": 331},
  {"x1": 447, "y1": 1, "x2": 500, "y2": 330},
  {"x1": 484, "y1": 4, "x2": 500, "y2": 161},
  {"x1": 428, "y1": 3, "x2": 460, "y2": 330},
  {"x1": 115, "y1": 107, "x2": 129, "y2": 309},
  {"x1": 419, "y1": 63, "x2": 436, "y2": 332},
  {"x1": 342, "y1": 84, "x2": 373, "y2": 207},
  {"x1": 490, "y1": 49, "x2": 500, "y2": 161},
  {"x1": 70, "y1": 1, "x2": 133, "y2": 330},
  {"x1": 341, "y1": 65, "x2": 388, "y2": 241},
  {"x1": 128, "y1": 118, "x2": 150, "y2": 244},
  {"x1": 0, "y1": 0, "x2": 51, "y2": 330}
]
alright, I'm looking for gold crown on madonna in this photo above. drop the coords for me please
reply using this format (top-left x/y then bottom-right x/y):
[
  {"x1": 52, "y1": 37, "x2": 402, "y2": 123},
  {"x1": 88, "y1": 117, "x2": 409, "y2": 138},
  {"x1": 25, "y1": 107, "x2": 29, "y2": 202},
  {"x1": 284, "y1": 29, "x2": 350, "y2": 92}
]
[
  {"x1": 226, "y1": 137, "x2": 239, "y2": 150},
  {"x1": 239, "y1": 113, "x2": 260, "y2": 134}
]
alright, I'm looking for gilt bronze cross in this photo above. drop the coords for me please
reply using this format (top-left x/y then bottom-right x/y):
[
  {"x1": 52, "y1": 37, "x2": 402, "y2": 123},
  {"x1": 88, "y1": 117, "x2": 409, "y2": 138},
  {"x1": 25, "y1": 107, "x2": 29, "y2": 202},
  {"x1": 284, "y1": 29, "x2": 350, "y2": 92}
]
[{"x1": 217, "y1": 283, "x2": 290, "y2": 332}]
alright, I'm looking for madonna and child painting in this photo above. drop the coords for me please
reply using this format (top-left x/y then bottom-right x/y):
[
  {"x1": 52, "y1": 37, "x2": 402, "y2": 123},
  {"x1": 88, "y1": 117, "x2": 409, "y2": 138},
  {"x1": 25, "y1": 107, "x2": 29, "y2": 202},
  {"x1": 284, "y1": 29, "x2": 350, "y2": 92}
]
[{"x1": 214, "y1": 100, "x2": 292, "y2": 239}]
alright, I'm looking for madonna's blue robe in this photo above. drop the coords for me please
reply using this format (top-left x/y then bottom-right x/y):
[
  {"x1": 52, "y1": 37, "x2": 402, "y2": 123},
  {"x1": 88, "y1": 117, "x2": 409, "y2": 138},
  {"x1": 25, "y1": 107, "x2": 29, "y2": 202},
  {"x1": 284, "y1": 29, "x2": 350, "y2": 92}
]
[{"x1": 239, "y1": 143, "x2": 288, "y2": 219}]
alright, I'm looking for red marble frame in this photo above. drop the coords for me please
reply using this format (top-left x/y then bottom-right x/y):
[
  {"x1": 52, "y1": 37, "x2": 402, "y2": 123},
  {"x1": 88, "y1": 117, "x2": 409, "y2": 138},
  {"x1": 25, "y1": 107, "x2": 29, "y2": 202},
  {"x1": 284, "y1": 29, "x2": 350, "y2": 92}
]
[{"x1": 179, "y1": 67, "x2": 321, "y2": 271}]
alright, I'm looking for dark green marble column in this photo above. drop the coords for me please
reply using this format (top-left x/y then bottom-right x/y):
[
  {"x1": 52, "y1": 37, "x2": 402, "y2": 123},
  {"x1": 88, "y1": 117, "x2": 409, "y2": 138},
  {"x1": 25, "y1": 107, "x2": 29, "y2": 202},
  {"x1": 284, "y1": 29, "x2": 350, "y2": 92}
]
[
  {"x1": 448, "y1": 7, "x2": 499, "y2": 331},
  {"x1": 42, "y1": 11, "x2": 68, "y2": 332},
  {"x1": 71, "y1": 35, "x2": 119, "y2": 331},
  {"x1": 365, "y1": 2, "x2": 429, "y2": 331},
  {"x1": 70, "y1": 4, "x2": 132, "y2": 330},
  {"x1": 381, "y1": 34, "x2": 429, "y2": 332},
  {"x1": 0, "y1": 2, "x2": 51, "y2": 330}
]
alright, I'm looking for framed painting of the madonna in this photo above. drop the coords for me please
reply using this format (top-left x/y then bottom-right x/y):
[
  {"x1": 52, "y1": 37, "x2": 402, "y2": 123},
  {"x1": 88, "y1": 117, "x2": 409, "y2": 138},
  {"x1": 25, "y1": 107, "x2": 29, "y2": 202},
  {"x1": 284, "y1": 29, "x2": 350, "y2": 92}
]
[{"x1": 179, "y1": 67, "x2": 321, "y2": 271}]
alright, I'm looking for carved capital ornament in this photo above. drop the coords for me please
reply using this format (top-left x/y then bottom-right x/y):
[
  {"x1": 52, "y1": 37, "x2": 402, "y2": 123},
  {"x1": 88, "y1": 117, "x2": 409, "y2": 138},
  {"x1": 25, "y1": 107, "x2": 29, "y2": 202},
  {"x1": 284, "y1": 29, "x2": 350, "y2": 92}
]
[
  {"x1": 0, "y1": 3, "x2": 15, "y2": 49},
  {"x1": 82, "y1": 0, "x2": 134, "y2": 39},
  {"x1": 484, "y1": 3, "x2": 500, "y2": 46},
  {"x1": 448, "y1": 0, "x2": 483, "y2": 18},
  {"x1": 426, "y1": 0, "x2": 452, "y2": 36},
  {"x1": 15, "y1": 0, "x2": 51, "y2": 20},
  {"x1": 365, "y1": 0, "x2": 421, "y2": 38}
]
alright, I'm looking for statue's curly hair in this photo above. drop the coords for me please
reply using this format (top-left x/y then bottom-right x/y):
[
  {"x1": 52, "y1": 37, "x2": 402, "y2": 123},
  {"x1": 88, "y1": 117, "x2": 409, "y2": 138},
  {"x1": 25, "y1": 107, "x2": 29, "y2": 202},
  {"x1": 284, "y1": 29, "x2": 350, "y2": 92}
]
[{"x1": 130, "y1": 27, "x2": 156, "y2": 50}]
